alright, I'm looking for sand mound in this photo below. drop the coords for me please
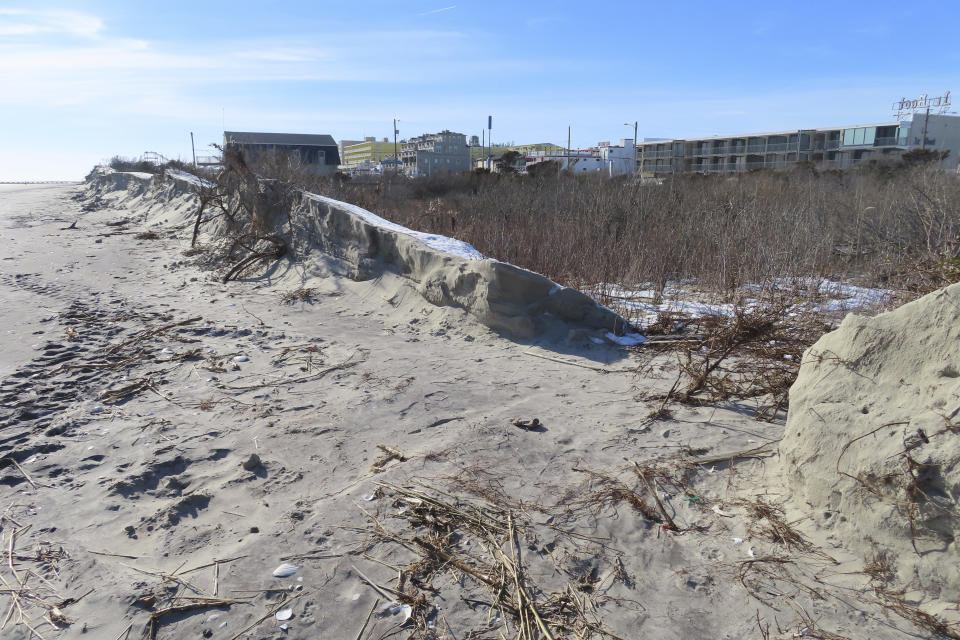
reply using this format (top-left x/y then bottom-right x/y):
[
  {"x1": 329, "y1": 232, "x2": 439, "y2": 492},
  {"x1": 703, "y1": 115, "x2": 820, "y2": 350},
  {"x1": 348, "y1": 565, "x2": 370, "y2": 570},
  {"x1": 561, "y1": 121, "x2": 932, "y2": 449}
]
[
  {"x1": 86, "y1": 169, "x2": 632, "y2": 340},
  {"x1": 782, "y1": 283, "x2": 960, "y2": 600}
]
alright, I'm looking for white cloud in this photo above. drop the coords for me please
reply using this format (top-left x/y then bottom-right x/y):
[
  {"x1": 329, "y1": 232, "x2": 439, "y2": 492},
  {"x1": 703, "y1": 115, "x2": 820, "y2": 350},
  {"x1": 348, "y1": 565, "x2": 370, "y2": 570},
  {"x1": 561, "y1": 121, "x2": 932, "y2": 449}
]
[{"x1": 0, "y1": 8, "x2": 103, "y2": 38}]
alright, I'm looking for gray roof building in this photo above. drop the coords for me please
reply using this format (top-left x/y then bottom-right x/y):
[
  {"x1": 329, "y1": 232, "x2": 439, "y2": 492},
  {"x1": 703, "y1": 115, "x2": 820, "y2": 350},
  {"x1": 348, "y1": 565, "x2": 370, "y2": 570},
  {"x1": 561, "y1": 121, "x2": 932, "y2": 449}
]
[{"x1": 223, "y1": 131, "x2": 341, "y2": 175}]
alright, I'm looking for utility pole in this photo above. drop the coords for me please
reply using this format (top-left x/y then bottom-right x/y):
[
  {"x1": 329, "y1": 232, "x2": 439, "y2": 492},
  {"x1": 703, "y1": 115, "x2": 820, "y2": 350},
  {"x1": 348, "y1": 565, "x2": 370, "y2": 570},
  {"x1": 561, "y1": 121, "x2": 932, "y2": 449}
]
[
  {"x1": 487, "y1": 115, "x2": 493, "y2": 171},
  {"x1": 567, "y1": 125, "x2": 571, "y2": 171},
  {"x1": 393, "y1": 118, "x2": 399, "y2": 169},
  {"x1": 481, "y1": 130, "x2": 485, "y2": 170},
  {"x1": 624, "y1": 121, "x2": 637, "y2": 176},
  {"x1": 190, "y1": 132, "x2": 197, "y2": 167},
  {"x1": 921, "y1": 107, "x2": 930, "y2": 150}
]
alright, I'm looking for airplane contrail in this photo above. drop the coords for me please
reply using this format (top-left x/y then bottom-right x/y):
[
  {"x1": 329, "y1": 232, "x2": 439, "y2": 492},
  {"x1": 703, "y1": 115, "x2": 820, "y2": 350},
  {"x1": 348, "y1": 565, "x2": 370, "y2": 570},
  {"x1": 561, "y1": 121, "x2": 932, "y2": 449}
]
[{"x1": 419, "y1": 5, "x2": 456, "y2": 15}]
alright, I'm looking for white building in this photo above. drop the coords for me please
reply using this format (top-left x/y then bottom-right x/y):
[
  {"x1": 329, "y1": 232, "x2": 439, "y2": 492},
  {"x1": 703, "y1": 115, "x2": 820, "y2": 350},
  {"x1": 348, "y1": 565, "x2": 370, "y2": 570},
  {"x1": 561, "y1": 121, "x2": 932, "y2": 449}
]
[{"x1": 525, "y1": 139, "x2": 637, "y2": 176}]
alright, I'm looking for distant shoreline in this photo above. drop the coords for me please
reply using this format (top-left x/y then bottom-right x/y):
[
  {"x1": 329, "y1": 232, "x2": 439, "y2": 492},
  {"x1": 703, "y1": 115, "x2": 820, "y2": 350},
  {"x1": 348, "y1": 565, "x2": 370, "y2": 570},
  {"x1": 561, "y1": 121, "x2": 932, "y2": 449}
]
[{"x1": 0, "y1": 180, "x2": 81, "y2": 185}]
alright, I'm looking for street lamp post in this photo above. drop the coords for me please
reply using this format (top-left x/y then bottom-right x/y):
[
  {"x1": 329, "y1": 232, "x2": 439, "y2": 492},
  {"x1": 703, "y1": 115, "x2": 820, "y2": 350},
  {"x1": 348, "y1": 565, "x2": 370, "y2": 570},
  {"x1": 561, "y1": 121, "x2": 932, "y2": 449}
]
[{"x1": 624, "y1": 121, "x2": 638, "y2": 176}]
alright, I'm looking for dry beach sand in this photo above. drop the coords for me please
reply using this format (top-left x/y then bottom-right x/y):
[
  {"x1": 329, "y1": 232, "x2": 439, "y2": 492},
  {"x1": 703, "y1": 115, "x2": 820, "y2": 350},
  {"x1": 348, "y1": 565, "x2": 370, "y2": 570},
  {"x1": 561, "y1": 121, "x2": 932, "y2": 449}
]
[{"x1": 0, "y1": 176, "x2": 957, "y2": 639}]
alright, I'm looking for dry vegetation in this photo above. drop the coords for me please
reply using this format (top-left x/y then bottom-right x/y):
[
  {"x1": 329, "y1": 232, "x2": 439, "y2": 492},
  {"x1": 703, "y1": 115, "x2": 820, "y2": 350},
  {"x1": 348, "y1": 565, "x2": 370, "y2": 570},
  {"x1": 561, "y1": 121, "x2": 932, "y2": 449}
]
[{"x1": 298, "y1": 156, "x2": 960, "y2": 299}]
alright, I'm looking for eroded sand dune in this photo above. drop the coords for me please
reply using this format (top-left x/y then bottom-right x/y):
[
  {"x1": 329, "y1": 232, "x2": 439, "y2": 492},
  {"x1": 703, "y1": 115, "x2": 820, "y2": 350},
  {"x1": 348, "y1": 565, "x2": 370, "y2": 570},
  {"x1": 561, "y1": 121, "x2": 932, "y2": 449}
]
[{"x1": 783, "y1": 283, "x2": 960, "y2": 603}]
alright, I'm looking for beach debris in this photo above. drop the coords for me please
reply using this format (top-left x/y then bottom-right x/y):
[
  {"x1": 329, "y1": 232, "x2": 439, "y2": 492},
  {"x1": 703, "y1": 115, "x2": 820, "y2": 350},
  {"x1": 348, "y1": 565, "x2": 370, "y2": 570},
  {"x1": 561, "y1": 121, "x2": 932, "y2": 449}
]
[
  {"x1": 732, "y1": 537, "x2": 744, "y2": 545},
  {"x1": 134, "y1": 594, "x2": 157, "y2": 609},
  {"x1": 712, "y1": 504, "x2": 734, "y2": 517},
  {"x1": 242, "y1": 453, "x2": 261, "y2": 471},
  {"x1": 279, "y1": 623, "x2": 289, "y2": 630},
  {"x1": 371, "y1": 444, "x2": 407, "y2": 472},
  {"x1": 272, "y1": 563, "x2": 298, "y2": 578},
  {"x1": 379, "y1": 603, "x2": 412, "y2": 625},
  {"x1": 360, "y1": 493, "x2": 376, "y2": 502},
  {"x1": 275, "y1": 607, "x2": 293, "y2": 621},
  {"x1": 233, "y1": 355, "x2": 249, "y2": 362},
  {"x1": 161, "y1": 347, "x2": 174, "y2": 355},
  {"x1": 511, "y1": 417, "x2": 541, "y2": 431}
]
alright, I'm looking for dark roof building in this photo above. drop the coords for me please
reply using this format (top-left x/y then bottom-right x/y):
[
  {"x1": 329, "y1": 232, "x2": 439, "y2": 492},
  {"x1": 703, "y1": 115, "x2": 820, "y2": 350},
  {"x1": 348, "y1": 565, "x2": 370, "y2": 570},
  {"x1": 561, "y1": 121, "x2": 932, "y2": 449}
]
[{"x1": 223, "y1": 131, "x2": 341, "y2": 175}]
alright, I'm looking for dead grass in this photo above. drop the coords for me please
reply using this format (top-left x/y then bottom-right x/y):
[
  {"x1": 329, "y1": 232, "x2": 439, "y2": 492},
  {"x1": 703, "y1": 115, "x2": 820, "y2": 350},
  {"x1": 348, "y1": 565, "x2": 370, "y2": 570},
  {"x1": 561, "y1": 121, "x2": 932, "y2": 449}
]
[
  {"x1": 355, "y1": 482, "x2": 629, "y2": 639},
  {"x1": 279, "y1": 287, "x2": 316, "y2": 304}
]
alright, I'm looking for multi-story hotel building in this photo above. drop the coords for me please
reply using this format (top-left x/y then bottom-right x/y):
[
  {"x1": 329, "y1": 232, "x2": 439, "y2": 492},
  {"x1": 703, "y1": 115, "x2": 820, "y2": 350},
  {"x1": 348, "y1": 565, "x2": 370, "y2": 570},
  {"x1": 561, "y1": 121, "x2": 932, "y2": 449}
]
[
  {"x1": 399, "y1": 130, "x2": 470, "y2": 177},
  {"x1": 636, "y1": 113, "x2": 960, "y2": 176}
]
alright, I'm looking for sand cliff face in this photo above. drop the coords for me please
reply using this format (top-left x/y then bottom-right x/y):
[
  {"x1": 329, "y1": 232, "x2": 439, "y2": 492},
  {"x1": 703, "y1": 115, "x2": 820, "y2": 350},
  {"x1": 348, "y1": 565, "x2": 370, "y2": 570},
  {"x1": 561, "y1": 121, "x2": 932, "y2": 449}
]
[
  {"x1": 294, "y1": 194, "x2": 627, "y2": 337},
  {"x1": 87, "y1": 169, "x2": 630, "y2": 340},
  {"x1": 782, "y1": 283, "x2": 960, "y2": 600}
]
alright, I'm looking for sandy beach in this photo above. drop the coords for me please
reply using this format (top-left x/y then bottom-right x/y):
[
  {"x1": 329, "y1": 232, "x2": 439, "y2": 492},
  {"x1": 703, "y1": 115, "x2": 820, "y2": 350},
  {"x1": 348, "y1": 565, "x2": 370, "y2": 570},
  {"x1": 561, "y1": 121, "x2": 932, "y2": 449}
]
[{"x1": 0, "y1": 177, "x2": 953, "y2": 639}]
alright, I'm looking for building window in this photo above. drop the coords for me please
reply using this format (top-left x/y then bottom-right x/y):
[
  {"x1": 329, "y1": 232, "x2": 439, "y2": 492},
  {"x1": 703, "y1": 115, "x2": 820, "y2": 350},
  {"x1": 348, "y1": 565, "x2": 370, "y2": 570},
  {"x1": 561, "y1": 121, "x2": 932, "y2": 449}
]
[{"x1": 843, "y1": 127, "x2": 877, "y2": 147}]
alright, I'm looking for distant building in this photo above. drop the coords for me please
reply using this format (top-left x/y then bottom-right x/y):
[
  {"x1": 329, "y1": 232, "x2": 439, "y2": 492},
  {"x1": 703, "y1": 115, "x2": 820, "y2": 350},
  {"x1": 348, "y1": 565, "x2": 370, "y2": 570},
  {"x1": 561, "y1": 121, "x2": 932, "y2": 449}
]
[
  {"x1": 337, "y1": 139, "x2": 363, "y2": 163},
  {"x1": 223, "y1": 131, "x2": 341, "y2": 176},
  {"x1": 342, "y1": 137, "x2": 399, "y2": 168},
  {"x1": 473, "y1": 151, "x2": 526, "y2": 174},
  {"x1": 636, "y1": 114, "x2": 960, "y2": 176},
  {"x1": 469, "y1": 142, "x2": 564, "y2": 164},
  {"x1": 378, "y1": 157, "x2": 404, "y2": 173},
  {"x1": 400, "y1": 130, "x2": 470, "y2": 177},
  {"x1": 525, "y1": 139, "x2": 636, "y2": 176}
]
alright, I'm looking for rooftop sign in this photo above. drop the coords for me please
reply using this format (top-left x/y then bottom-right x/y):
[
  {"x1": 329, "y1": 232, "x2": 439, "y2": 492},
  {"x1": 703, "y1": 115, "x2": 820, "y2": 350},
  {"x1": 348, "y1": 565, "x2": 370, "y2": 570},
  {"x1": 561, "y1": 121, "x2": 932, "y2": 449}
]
[{"x1": 893, "y1": 91, "x2": 951, "y2": 117}]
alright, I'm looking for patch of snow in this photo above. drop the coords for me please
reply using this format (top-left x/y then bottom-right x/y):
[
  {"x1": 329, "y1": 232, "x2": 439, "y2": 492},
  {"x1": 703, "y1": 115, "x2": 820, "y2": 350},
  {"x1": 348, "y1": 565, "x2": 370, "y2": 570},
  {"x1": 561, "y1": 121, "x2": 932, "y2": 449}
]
[
  {"x1": 605, "y1": 331, "x2": 647, "y2": 346},
  {"x1": 304, "y1": 192, "x2": 485, "y2": 261},
  {"x1": 166, "y1": 168, "x2": 215, "y2": 188}
]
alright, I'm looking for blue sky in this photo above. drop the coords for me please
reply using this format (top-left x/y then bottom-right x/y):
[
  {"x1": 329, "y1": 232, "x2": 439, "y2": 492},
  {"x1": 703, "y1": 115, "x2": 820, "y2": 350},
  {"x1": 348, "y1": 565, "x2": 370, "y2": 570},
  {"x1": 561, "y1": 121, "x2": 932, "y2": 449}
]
[{"x1": 1, "y1": 1, "x2": 958, "y2": 180}]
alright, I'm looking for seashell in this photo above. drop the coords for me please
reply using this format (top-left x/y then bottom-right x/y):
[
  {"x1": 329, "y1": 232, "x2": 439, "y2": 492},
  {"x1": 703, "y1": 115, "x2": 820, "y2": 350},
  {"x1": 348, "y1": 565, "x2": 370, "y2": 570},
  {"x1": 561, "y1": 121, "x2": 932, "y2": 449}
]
[
  {"x1": 234, "y1": 355, "x2": 249, "y2": 362},
  {"x1": 712, "y1": 504, "x2": 734, "y2": 517},
  {"x1": 272, "y1": 563, "x2": 298, "y2": 578},
  {"x1": 360, "y1": 493, "x2": 376, "y2": 502},
  {"x1": 732, "y1": 537, "x2": 744, "y2": 545},
  {"x1": 275, "y1": 608, "x2": 293, "y2": 621},
  {"x1": 161, "y1": 347, "x2": 174, "y2": 355}
]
